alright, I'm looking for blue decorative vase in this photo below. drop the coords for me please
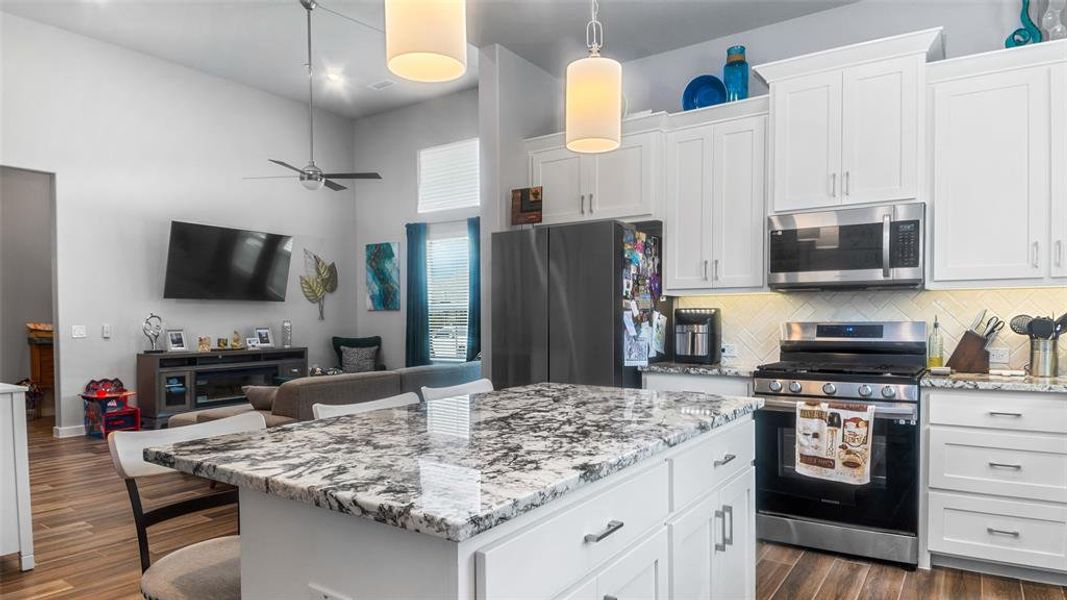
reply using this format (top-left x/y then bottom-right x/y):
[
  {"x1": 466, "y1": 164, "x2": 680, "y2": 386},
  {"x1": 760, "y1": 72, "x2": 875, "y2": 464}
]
[
  {"x1": 1006, "y1": 0, "x2": 1042, "y2": 47},
  {"x1": 723, "y1": 45, "x2": 749, "y2": 102}
]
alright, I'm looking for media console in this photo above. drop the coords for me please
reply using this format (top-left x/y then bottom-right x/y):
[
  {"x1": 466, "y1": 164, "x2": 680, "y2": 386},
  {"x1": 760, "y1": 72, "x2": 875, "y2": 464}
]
[{"x1": 136, "y1": 347, "x2": 307, "y2": 429}]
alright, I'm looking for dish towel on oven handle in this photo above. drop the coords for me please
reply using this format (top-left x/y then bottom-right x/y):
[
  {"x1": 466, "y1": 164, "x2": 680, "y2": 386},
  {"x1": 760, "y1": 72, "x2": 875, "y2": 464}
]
[{"x1": 795, "y1": 401, "x2": 875, "y2": 485}]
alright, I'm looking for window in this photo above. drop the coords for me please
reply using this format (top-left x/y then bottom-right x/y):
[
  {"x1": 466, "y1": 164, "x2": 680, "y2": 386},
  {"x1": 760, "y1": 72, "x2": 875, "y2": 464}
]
[
  {"x1": 426, "y1": 235, "x2": 469, "y2": 361},
  {"x1": 418, "y1": 138, "x2": 480, "y2": 213}
]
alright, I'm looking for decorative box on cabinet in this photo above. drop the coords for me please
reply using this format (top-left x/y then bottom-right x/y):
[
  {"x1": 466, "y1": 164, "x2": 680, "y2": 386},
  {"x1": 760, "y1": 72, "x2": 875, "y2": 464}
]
[{"x1": 754, "y1": 28, "x2": 941, "y2": 213}]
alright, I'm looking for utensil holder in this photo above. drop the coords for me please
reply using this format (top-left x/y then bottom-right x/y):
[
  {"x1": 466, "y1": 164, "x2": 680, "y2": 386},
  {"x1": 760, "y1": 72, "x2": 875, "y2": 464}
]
[
  {"x1": 1030, "y1": 339, "x2": 1059, "y2": 377},
  {"x1": 946, "y1": 330, "x2": 990, "y2": 374}
]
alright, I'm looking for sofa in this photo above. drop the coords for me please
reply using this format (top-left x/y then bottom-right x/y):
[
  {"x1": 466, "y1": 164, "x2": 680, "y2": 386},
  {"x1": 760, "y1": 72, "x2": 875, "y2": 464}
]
[{"x1": 168, "y1": 361, "x2": 482, "y2": 428}]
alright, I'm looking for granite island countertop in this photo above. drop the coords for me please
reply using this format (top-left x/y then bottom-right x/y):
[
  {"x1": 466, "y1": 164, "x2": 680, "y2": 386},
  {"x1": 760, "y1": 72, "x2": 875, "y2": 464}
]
[
  {"x1": 922, "y1": 373, "x2": 1067, "y2": 394},
  {"x1": 144, "y1": 382, "x2": 762, "y2": 542}
]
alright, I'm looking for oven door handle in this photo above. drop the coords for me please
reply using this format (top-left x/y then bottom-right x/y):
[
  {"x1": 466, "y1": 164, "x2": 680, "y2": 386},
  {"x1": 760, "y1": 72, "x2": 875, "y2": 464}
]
[{"x1": 758, "y1": 397, "x2": 917, "y2": 420}]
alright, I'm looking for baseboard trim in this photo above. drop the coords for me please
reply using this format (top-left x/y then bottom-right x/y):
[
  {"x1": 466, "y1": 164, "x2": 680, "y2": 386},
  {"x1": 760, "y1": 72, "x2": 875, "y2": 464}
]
[
  {"x1": 931, "y1": 553, "x2": 1067, "y2": 586},
  {"x1": 53, "y1": 424, "x2": 85, "y2": 438}
]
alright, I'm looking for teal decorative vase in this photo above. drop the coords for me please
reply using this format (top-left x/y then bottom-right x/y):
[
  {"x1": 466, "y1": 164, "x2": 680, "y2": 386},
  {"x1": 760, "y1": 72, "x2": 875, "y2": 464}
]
[{"x1": 1006, "y1": 0, "x2": 1042, "y2": 47}]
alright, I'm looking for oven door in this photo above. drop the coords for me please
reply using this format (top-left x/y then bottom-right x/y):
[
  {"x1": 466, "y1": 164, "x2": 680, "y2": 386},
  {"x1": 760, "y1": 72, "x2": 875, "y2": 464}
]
[
  {"x1": 768, "y1": 204, "x2": 923, "y2": 289},
  {"x1": 755, "y1": 396, "x2": 919, "y2": 535}
]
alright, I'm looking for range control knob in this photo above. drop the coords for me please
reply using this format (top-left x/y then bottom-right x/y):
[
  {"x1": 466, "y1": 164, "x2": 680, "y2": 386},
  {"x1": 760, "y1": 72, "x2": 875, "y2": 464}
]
[
  {"x1": 822, "y1": 383, "x2": 837, "y2": 395},
  {"x1": 858, "y1": 385, "x2": 873, "y2": 397},
  {"x1": 768, "y1": 380, "x2": 783, "y2": 392},
  {"x1": 881, "y1": 385, "x2": 897, "y2": 399},
  {"x1": 788, "y1": 381, "x2": 803, "y2": 394}
]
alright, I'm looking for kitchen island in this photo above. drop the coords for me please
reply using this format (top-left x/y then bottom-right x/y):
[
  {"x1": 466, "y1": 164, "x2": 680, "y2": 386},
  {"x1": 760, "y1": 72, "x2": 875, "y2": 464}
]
[{"x1": 145, "y1": 383, "x2": 762, "y2": 600}]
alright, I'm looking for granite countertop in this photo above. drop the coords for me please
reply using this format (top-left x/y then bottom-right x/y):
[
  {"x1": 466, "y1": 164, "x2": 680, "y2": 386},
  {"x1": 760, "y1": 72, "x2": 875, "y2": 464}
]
[
  {"x1": 921, "y1": 373, "x2": 1067, "y2": 394},
  {"x1": 144, "y1": 382, "x2": 762, "y2": 542},
  {"x1": 640, "y1": 362, "x2": 757, "y2": 378}
]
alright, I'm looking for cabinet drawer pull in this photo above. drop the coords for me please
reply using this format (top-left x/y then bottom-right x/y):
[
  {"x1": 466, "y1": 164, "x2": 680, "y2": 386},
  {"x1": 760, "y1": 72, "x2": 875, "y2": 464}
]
[
  {"x1": 845, "y1": 171, "x2": 851, "y2": 196},
  {"x1": 584, "y1": 520, "x2": 624, "y2": 543},
  {"x1": 1057, "y1": 240, "x2": 1064, "y2": 267},
  {"x1": 988, "y1": 462, "x2": 1022, "y2": 470},
  {"x1": 987, "y1": 527, "x2": 1020, "y2": 538},
  {"x1": 830, "y1": 173, "x2": 837, "y2": 198},
  {"x1": 604, "y1": 596, "x2": 618, "y2": 600},
  {"x1": 988, "y1": 411, "x2": 1022, "y2": 418},
  {"x1": 714, "y1": 510, "x2": 727, "y2": 552},
  {"x1": 703, "y1": 260, "x2": 709, "y2": 281},
  {"x1": 713, "y1": 259, "x2": 720, "y2": 281},
  {"x1": 1032, "y1": 241, "x2": 1040, "y2": 268},
  {"x1": 713, "y1": 454, "x2": 737, "y2": 468},
  {"x1": 580, "y1": 194, "x2": 585, "y2": 215},
  {"x1": 724, "y1": 504, "x2": 734, "y2": 546},
  {"x1": 589, "y1": 193, "x2": 594, "y2": 214}
]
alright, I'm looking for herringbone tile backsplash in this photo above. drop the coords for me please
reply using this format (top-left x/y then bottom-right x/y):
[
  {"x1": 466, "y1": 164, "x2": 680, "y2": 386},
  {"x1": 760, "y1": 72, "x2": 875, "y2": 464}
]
[{"x1": 675, "y1": 288, "x2": 1067, "y2": 372}]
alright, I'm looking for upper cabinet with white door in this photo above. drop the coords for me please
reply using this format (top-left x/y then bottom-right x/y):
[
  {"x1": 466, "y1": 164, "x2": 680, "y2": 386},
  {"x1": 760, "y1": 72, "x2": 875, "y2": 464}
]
[
  {"x1": 526, "y1": 121, "x2": 663, "y2": 225},
  {"x1": 755, "y1": 28, "x2": 941, "y2": 213},
  {"x1": 928, "y1": 40, "x2": 1067, "y2": 287}
]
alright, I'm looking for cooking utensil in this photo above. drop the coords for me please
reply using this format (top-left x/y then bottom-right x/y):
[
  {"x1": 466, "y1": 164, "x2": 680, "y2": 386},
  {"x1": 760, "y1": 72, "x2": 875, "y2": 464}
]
[
  {"x1": 1028, "y1": 316, "x2": 1057, "y2": 340},
  {"x1": 982, "y1": 317, "x2": 1004, "y2": 341},
  {"x1": 969, "y1": 309, "x2": 987, "y2": 333},
  {"x1": 1010, "y1": 314, "x2": 1033, "y2": 335},
  {"x1": 1055, "y1": 313, "x2": 1067, "y2": 339}
]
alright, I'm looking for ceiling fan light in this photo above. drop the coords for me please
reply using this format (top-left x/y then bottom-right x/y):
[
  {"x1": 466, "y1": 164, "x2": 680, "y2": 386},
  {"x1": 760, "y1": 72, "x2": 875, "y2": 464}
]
[
  {"x1": 385, "y1": 0, "x2": 467, "y2": 83},
  {"x1": 565, "y1": 54, "x2": 622, "y2": 154}
]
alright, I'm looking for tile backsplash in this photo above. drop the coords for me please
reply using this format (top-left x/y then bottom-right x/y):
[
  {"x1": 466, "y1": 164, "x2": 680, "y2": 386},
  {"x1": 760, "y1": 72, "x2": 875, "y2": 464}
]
[{"x1": 675, "y1": 287, "x2": 1067, "y2": 373}]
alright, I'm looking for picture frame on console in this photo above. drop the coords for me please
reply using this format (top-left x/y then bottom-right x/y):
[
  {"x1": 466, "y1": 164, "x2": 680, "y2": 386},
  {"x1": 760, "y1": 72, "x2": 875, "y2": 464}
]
[
  {"x1": 165, "y1": 330, "x2": 187, "y2": 352},
  {"x1": 255, "y1": 327, "x2": 274, "y2": 347},
  {"x1": 246, "y1": 337, "x2": 260, "y2": 349}
]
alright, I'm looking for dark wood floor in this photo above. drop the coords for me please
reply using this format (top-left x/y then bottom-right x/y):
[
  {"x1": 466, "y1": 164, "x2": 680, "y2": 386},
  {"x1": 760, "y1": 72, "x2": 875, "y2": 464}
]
[{"x1": 2, "y1": 418, "x2": 1065, "y2": 599}]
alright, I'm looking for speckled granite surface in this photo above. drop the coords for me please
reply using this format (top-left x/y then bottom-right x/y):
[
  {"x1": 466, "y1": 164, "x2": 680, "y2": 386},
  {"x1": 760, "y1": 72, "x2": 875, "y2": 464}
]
[
  {"x1": 922, "y1": 374, "x2": 1067, "y2": 394},
  {"x1": 144, "y1": 382, "x2": 762, "y2": 542},
  {"x1": 640, "y1": 362, "x2": 756, "y2": 378}
]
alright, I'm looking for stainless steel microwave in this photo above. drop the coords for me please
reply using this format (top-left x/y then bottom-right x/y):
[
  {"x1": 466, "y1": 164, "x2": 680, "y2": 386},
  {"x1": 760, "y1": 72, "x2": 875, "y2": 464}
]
[{"x1": 768, "y1": 203, "x2": 924, "y2": 291}]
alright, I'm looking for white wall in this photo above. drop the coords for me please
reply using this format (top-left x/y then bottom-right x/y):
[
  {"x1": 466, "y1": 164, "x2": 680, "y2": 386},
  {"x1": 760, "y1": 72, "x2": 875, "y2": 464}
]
[
  {"x1": 622, "y1": 0, "x2": 1018, "y2": 113},
  {"x1": 352, "y1": 88, "x2": 479, "y2": 370},
  {"x1": 0, "y1": 168, "x2": 54, "y2": 387},
  {"x1": 1, "y1": 15, "x2": 360, "y2": 433}
]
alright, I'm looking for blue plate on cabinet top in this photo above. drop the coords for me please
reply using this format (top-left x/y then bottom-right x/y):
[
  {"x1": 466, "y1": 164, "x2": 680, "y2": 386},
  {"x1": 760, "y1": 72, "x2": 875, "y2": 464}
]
[{"x1": 682, "y1": 75, "x2": 727, "y2": 111}]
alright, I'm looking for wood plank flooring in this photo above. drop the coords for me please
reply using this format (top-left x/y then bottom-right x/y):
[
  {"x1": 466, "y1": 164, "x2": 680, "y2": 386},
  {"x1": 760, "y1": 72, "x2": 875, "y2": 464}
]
[{"x1": 2, "y1": 418, "x2": 1065, "y2": 599}]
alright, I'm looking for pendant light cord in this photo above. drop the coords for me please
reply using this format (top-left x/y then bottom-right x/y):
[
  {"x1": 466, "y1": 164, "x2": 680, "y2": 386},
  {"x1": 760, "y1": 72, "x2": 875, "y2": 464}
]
[{"x1": 586, "y1": 0, "x2": 603, "y2": 55}]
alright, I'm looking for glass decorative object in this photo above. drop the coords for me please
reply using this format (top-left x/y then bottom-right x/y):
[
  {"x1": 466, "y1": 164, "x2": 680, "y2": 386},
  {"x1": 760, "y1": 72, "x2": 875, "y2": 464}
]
[
  {"x1": 723, "y1": 45, "x2": 749, "y2": 102},
  {"x1": 1006, "y1": 0, "x2": 1042, "y2": 46},
  {"x1": 1042, "y1": 0, "x2": 1066, "y2": 41},
  {"x1": 281, "y1": 320, "x2": 293, "y2": 348}
]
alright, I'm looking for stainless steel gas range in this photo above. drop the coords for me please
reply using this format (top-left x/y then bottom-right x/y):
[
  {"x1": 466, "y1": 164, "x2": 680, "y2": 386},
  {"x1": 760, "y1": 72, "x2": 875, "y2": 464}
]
[{"x1": 752, "y1": 321, "x2": 927, "y2": 567}]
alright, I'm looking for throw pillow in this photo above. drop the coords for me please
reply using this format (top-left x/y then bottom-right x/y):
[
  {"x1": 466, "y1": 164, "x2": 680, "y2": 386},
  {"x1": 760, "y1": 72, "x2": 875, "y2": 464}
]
[
  {"x1": 331, "y1": 335, "x2": 381, "y2": 367},
  {"x1": 242, "y1": 385, "x2": 278, "y2": 411},
  {"x1": 341, "y1": 345, "x2": 379, "y2": 373}
]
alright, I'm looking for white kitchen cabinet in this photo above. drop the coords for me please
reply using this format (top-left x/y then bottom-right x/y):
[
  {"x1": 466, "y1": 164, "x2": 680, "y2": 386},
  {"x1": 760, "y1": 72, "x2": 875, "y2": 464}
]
[
  {"x1": 527, "y1": 131, "x2": 660, "y2": 226},
  {"x1": 1052, "y1": 62, "x2": 1067, "y2": 279},
  {"x1": 596, "y1": 529, "x2": 669, "y2": 600},
  {"x1": 0, "y1": 384, "x2": 34, "y2": 571},
  {"x1": 668, "y1": 468, "x2": 756, "y2": 600},
  {"x1": 664, "y1": 114, "x2": 767, "y2": 292},
  {"x1": 756, "y1": 29, "x2": 939, "y2": 213}
]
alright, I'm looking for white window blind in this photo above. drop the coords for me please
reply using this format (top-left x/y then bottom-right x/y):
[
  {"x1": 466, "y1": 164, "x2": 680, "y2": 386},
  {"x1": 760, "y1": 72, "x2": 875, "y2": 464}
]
[
  {"x1": 418, "y1": 138, "x2": 480, "y2": 213},
  {"x1": 426, "y1": 235, "x2": 469, "y2": 361}
]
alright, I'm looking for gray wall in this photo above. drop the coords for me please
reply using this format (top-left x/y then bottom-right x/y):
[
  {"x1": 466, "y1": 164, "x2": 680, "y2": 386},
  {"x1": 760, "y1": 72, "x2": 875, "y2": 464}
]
[
  {"x1": 352, "y1": 88, "x2": 480, "y2": 370},
  {"x1": 1, "y1": 14, "x2": 360, "y2": 433},
  {"x1": 0, "y1": 167, "x2": 53, "y2": 385},
  {"x1": 622, "y1": 0, "x2": 1019, "y2": 114}
]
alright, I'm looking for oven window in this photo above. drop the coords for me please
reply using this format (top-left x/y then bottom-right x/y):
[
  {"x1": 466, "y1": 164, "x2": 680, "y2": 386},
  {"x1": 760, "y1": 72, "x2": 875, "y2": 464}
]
[{"x1": 770, "y1": 223, "x2": 884, "y2": 273}]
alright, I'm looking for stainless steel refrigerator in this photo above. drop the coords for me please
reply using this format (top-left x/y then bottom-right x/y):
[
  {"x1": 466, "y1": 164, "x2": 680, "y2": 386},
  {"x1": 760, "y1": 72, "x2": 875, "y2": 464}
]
[{"x1": 491, "y1": 220, "x2": 670, "y2": 389}]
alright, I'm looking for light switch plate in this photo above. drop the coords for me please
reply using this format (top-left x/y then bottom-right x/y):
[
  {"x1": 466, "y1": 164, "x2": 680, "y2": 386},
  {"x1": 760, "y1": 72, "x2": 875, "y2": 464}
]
[
  {"x1": 71, "y1": 325, "x2": 87, "y2": 339},
  {"x1": 988, "y1": 346, "x2": 1009, "y2": 364},
  {"x1": 101, "y1": 323, "x2": 112, "y2": 339},
  {"x1": 721, "y1": 343, "x2": 738, "y2": 358}
]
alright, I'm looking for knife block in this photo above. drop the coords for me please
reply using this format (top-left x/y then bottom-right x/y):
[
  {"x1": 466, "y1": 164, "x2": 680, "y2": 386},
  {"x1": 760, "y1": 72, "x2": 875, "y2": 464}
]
[{"x1": 946, "y1": 330, "x2": 990, "y2": 374}]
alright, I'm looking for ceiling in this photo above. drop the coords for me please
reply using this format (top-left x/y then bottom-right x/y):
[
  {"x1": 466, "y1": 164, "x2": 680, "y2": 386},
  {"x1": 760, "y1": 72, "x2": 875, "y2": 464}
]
[{"x1": 1, "y1": 0, "x2": 852, "y2": 120}]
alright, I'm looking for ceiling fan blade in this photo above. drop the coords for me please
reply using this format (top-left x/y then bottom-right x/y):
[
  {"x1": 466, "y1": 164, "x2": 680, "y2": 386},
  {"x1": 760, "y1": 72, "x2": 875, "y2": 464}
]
[
  {"x1": 322, "y1": 172, "x2": 383, "y2": 180},
  {"x1": 323, "y1": 179, "x2": 348, "y2": 191},
  {"x1": 243, "y1": 175, "x2": 299, "y2": 180},
  {"x1": 269, "y1": 159, "x2": 304, "y2": 173}
]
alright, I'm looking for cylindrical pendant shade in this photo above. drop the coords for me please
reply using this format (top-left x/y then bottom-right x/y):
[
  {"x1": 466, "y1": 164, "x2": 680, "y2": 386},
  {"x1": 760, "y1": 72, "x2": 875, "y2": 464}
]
[
  {"x1": 385, "y1": 0, "x2": 467, "y2": 83},
  {"x1": 566, "y1": 55, "x2": 622, "y2": 154}
]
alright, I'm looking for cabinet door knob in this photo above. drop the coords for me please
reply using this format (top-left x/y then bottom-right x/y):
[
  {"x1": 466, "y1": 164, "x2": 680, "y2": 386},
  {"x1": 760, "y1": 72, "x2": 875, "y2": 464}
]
[{"x1": 584, "y1": 520, "x2": 624, "y2": 543}]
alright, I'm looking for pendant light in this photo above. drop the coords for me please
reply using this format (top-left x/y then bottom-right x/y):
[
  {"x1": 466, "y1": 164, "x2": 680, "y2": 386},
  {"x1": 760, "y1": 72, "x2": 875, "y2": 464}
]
[
  {"x1": 565, "y1": 0, "x2": 621, "y2": 154},
  {"x1": 385, "y1": 0, "x2": 467, "y2": 83}
]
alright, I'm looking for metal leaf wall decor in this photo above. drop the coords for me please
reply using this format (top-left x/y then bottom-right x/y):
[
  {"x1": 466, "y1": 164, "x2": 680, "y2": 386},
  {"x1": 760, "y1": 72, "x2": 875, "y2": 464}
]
[{"x1": 300, "y1": 249, "x2": 338, "y2": 320}]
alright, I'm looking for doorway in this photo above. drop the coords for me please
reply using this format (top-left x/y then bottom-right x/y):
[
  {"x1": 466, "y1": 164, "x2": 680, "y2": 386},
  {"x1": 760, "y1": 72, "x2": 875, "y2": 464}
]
[{"x1": 0, "y1": 166, "x2": 58, "y2": 429}]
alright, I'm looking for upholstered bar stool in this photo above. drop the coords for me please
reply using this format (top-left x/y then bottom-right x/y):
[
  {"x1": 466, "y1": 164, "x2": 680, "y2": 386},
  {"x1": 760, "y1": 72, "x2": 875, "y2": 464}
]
[{"x1": 107, "y1": 412, "x2": 266, "y2": 600}]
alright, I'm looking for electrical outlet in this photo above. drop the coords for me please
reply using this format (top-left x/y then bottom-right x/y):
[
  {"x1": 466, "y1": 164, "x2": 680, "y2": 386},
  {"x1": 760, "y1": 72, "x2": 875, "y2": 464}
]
[
  {"x1": 71, "y1": 325, "x2": 87, "y2": 339},
  {"x1": 308, "y1": 583, "x2": 352, "y2": 600},
  {"x1": 989, "y1": 346, "x2": 1010, "y2": 364},
  {"x1": 721, "y1": 343, "x2": 738, "y2": 358},
  {"x1": 101, "y1": 323, "x2": 112, "y2": 339}
]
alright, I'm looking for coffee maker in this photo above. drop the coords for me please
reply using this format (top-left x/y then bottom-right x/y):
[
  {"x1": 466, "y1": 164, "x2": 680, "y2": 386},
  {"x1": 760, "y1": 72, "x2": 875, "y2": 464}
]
[{"x1": 674, "y1": 308, "x2": 722, "y2": 365}]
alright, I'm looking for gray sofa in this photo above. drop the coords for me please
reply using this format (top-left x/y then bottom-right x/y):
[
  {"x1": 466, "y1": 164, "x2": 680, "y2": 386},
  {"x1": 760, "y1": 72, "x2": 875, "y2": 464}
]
[{"x1": 168, "y1": 361, "x2": 482, "y2": 427}]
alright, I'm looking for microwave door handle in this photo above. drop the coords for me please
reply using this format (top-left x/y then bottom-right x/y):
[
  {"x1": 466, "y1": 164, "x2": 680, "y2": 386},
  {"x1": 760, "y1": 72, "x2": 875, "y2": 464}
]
[{"x1": 882, "y1": 214, "x2": 891, "y2": 279}]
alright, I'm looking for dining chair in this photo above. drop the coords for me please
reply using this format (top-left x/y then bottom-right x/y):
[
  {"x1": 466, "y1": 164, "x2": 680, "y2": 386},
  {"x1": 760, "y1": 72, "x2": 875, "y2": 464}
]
[
  {"x1": 312, "y1": 392, "x2": 420, "y2": 419},
  {"x1": 107, "y1": 411, "x2": 266, "y2": 600},
  {"x1": 421, "y1": 378, "x2": 494, "y2": 401}
]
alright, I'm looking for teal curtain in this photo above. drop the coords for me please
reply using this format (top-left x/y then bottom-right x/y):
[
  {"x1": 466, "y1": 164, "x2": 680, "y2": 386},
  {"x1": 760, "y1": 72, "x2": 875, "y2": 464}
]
[
  {"x1": 405, "y1": 223, "x2": 431, "y2": 367},
  {"x1": 466, "y1": 217, "x2": 481, "y2": 362}
]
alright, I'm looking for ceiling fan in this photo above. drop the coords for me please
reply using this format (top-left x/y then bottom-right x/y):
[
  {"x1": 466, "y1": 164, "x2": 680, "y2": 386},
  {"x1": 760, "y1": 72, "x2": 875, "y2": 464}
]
[{"x1": 248, "y1": 0, "x2": 381, "y2": 191}]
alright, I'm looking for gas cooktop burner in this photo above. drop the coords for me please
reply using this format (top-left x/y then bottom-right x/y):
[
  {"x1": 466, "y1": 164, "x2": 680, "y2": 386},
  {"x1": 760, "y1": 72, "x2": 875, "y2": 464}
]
[{"x1": 756, "y1": 361, "x2": 926, "y2": 378}]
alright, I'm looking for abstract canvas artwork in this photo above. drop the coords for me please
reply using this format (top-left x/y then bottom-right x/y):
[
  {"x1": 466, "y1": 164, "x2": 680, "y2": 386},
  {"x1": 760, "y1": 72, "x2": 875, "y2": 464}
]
[{"x1": 365, "y1": 242, "x2": 400, "y2": 311}]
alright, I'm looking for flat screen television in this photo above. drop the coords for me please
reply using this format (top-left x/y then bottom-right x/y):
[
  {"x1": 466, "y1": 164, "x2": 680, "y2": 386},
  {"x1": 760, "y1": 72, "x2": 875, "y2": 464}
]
[{"x1": 163, "y1": 221, "x2": 293, "y2": 301}]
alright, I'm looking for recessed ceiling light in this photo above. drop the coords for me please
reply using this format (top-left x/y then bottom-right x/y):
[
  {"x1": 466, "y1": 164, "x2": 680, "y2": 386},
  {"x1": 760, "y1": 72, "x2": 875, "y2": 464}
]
[{"x1": 325, "y1": 71, "x2": 344, "y2": 84}]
